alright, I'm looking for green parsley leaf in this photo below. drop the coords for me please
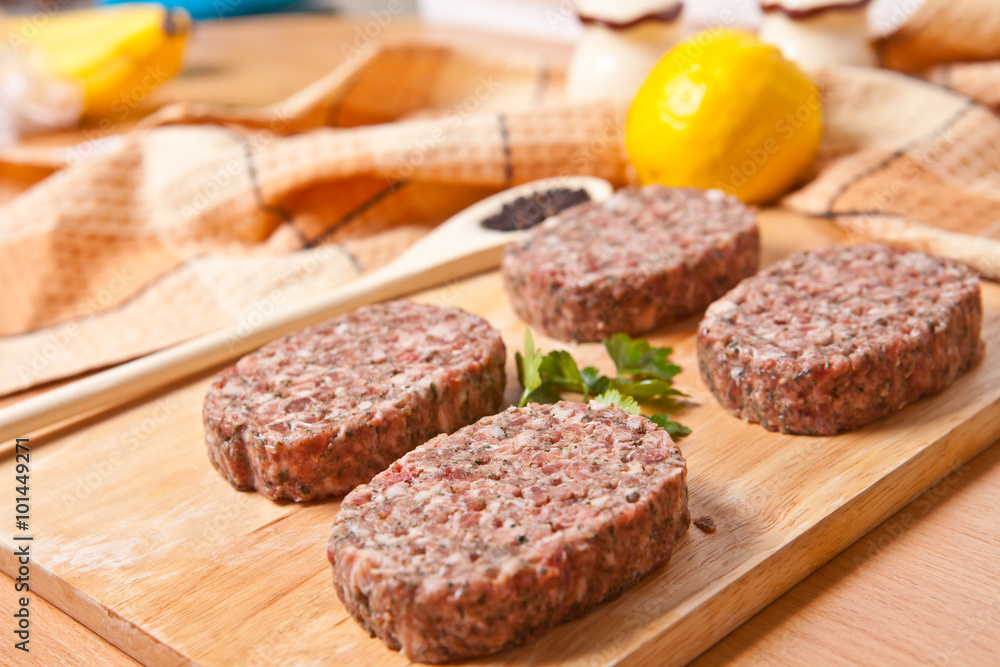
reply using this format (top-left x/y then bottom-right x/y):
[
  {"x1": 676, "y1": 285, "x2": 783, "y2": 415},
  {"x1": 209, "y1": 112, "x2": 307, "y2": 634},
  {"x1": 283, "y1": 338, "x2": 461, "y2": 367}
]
[
  {"x1": 609, "y1": 378, "x2": 687, "y2": 399},
  {"x1": 593, "y1": 388, "x2": 640, "y2": 414},
  {"x1": 515, "y1": 329, "x2": 542, "y2": 408},
  {"x1": 580, "y1": 366, "x2": 609, "y2": 400},
  {"x1": 604, "y1": 333, "x2": 680, "y2": 381},
  {"x1": 529, "y1": 384, "x2": 563, "y2": 405},
  {"x1": 649, "y1": 413, "x2": 692, "y2": 438},
  {"x1": 515, "y1": 329, "x2": 691, "y2": 436},
  {"x1": 538, "y1": 350, "x2": 584, "y2": 395}
]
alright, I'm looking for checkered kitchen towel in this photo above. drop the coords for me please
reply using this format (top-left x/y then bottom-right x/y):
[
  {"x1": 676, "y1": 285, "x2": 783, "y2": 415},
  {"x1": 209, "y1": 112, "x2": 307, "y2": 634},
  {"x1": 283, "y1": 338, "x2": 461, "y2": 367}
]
[
  {"x1": 2, "y1": 0, "x2": 1000, "y2": 395},
  {"x1": 0, "y1": 42, "x2": 629, "y2": 395}
]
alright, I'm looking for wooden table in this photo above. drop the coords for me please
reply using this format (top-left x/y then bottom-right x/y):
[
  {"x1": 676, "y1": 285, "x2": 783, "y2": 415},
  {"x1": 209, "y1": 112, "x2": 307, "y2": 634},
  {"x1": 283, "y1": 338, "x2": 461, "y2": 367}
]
[{"x1": 7, "y1": 14, "x2": 1000, "y2": 666}]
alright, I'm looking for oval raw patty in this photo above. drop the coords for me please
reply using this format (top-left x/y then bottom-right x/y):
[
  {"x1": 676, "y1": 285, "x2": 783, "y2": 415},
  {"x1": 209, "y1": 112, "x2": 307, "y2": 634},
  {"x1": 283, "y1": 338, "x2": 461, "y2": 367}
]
[
  {"x1": 697, "y1": 244, "x2": 984, "y2": 434},
  {"x1": 203, "y1": 300, "x2": 506, "y2": 501},
  {"x1": 502, "y1": 185, "x2": 759, "y2": 341},
  {"x1": 329, "y1": 400, "x2": 690, "y2": 662}
]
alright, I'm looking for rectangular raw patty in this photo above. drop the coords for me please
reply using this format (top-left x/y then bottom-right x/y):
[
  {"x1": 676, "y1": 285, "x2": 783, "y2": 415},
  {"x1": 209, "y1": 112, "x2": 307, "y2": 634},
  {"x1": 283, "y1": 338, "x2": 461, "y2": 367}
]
[
  {"x1": 329, "y1": 400, "x2": 690, "y2": 662},
  {"x1": 697, "y1": 243, "x2": 984, "y2": 434},
  {"x1": 203, "y1": 301, "x2": 506, "y2": 501}
]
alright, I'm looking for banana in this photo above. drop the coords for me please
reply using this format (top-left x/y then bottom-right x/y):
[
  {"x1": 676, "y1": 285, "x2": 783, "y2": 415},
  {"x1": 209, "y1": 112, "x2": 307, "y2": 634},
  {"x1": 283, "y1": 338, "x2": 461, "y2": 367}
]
[{"x1": 7, "y1": 4, "x2": 190, "y2": 118}]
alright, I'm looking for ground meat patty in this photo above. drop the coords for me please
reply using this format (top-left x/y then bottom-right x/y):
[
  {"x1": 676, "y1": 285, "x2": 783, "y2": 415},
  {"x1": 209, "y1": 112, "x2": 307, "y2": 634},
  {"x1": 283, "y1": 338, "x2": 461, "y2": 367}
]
[
  {"x1": 329, "y1": 400, "x2": 689, "y2": 663},
  {"x1": 697, "y1": 244, "x2": 984, "y2": 435},
  {"x1": 501, "y1": 185, "x2": 759, "y2": 341},
  {"x1": 203, "y1": 301, "x2": 506, "y2": 501}
]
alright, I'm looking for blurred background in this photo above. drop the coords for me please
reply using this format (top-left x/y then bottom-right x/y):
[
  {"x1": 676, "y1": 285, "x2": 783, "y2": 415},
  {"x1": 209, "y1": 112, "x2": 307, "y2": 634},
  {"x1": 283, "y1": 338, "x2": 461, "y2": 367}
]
[
  {"x1": 0, "y1": 0, "x2": 927, "y2": 134},
  {"x1": 0, "y1": 0, "x2": 920, "y2": 31}
]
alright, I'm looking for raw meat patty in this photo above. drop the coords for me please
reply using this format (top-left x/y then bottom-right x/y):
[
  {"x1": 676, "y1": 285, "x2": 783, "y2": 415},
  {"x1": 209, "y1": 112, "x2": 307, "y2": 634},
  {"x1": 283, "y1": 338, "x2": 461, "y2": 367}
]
[
  {"x1": 329, "y1": 400, "x2": 690, "y2": 662},
  {"x1": 502, "y1": 185, "x2": 759, "y2": 341},
  {"x1": 203, "y1": 301, "x2": 506, "y2": 501},
  {"x1": 697, "y1": 244, "x2": 984, "y2": 434}
]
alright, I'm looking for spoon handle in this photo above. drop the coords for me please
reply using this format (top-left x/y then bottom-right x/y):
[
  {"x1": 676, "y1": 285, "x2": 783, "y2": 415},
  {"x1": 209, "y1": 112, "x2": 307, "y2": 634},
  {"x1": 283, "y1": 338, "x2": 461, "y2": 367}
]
[
  {"x1": 0, "y1": 259, "x2": 422, "y2": 445},
  {"x1": 0, "y1": 175, "x2": 612, "y2": 445}
]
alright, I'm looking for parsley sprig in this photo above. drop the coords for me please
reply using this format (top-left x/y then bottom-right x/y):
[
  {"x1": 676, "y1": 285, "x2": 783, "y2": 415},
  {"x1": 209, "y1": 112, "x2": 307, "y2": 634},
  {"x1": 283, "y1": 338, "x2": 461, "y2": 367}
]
[{"x1": 515, "y1": 330, "x2": 691, "y2": 438}]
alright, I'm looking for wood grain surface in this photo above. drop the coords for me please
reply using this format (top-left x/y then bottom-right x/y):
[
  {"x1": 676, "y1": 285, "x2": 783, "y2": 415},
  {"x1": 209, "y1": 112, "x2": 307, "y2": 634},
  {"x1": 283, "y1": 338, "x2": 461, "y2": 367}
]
[
  {"x1": 0, "y1": 572, "x2": 138, "y2": 667},
  {"x1": 693, "y1": 440, "x2": 1000, "y2": 667},
  {"x1": 1, "y1": 211, "x2": 998, "y2": 666},
  {"x1": 4, "y1": 14, "x2": 1000, "y2": 667}
]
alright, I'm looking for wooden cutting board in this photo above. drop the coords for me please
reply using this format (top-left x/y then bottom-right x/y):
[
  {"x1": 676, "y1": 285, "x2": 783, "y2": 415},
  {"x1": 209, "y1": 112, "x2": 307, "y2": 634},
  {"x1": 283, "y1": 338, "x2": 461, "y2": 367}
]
[{"x1": 2, "y1": 211, "x2": 999, "y2": 666}]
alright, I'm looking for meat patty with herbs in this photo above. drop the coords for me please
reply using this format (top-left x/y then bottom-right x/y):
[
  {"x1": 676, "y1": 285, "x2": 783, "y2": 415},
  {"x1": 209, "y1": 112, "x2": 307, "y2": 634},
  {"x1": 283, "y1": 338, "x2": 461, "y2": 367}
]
[
  {"x1": 501, "y1": 185, "x2": 759, "y2": 341},
  {"x1": 697, "y1": 244, "x2": 984, "y2": 434},
  {"x1": 203, "y1": 300, "x2": 506, "y2": 501},
  {"x1": 329, "y1": 400, "x2": 690, "y2": 662}
]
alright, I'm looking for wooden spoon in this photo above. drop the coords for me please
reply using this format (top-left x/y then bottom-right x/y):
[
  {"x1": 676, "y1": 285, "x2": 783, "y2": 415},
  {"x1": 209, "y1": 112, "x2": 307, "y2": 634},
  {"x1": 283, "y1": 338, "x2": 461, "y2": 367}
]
[{"x1": 0, "y1": 176, "x2": 613, "y2": 443}]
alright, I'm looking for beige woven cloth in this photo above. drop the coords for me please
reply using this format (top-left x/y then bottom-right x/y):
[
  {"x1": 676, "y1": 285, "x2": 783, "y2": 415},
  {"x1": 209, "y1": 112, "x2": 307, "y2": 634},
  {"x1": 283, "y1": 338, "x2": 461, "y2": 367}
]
[
  {"x1": 876, "y1": 0, "x2": 1000, "y2": 72},
  {"x1": 0, "y1": 43, "x2": 628, "y2": 395},
  {"x1": 2, "y1": 0, "x2": 1000, "y2": 396},
  {"x1": 782, "y1": 65, "x2": 1000, "y2": 278},
  {"x1": 877, "y1": 0, "x2": 1000, "y2": 115}
]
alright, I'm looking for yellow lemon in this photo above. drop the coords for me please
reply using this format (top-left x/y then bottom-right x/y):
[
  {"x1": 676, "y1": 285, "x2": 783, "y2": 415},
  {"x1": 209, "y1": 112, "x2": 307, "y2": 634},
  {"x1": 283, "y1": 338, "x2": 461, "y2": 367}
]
[{"x1": 626, "y1": 29, "x2": 822, "y2": 204}]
